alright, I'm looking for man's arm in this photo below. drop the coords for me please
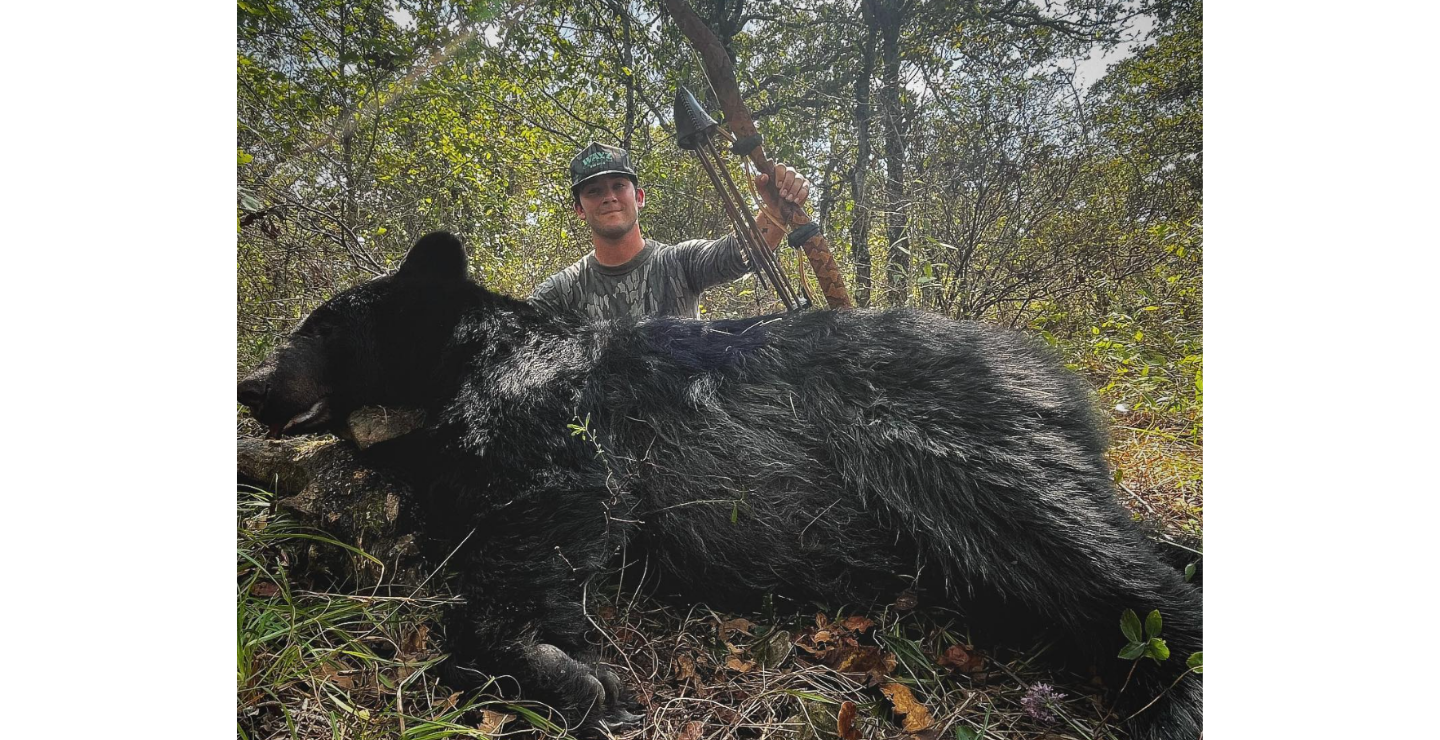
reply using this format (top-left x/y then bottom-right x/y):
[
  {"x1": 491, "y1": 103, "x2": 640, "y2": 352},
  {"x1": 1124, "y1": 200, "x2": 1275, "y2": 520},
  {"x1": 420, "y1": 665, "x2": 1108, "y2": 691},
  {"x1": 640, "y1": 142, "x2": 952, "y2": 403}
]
[
  {"x1": 672, "y1": 163, "x2": 811, "y2": 292},
  {"x1": 529, "y1": 269, "x2": 574, "y2": 316}
]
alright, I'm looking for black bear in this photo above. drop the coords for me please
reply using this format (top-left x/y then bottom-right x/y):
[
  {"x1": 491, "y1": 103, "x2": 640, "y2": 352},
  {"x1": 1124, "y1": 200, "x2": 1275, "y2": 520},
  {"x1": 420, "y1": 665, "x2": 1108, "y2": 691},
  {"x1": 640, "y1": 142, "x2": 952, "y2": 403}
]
[{"x1": 238, "y1": 232, "x2": 1202, "y2": 739}]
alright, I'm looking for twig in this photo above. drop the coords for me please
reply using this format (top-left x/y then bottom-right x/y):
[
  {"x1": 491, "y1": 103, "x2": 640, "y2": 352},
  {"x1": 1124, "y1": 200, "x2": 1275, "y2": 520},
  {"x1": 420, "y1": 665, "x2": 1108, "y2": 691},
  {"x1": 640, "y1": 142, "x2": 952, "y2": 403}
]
[
  {"x1": 1123, "y1": 667, "x2": 1200, "y2": 723},
  {"x1": 1118, "y1": 480, "x2": 1159, "y2": 517}
]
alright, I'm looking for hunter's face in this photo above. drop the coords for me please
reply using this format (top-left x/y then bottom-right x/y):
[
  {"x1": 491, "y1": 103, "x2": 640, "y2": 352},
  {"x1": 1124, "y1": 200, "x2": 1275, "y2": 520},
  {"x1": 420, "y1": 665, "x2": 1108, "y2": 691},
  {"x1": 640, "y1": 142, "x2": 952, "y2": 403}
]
[{"x1": 575, "y1": 174, "x2": 644, "y2": 240}]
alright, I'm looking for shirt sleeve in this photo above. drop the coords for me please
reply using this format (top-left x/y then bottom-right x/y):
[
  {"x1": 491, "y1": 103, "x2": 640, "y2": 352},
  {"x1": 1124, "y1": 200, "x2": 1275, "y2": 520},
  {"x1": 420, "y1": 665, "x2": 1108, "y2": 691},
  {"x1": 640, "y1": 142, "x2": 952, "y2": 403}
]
[
  {"x1": 668, "y1": 233, "x2": 751, "y2": 293},
  {"x1": 529, "y1": 271, "x2": 571, "y2": 315}
]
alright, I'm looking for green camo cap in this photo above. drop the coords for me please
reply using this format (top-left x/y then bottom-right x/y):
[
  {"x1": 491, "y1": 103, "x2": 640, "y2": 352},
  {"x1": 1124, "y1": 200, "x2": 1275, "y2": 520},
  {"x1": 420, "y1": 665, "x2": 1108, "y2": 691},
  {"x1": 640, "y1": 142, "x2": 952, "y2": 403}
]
[{"x1": 569, "y1": 142, "x2": 638, "y2": 193}]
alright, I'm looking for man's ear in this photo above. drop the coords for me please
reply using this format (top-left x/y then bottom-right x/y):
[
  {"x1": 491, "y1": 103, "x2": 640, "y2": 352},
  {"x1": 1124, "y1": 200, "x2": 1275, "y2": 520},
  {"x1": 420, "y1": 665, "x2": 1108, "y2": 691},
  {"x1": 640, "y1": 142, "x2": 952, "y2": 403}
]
[
  {"x1": 574, "y1": 200, "x2": 586, "y2": 218},
  {"x1": 635, "y1": 187, "x2": 645, "y2": 209},
  {"x1": 398, "y1": 231, "x2": 469, "y2": 281}
]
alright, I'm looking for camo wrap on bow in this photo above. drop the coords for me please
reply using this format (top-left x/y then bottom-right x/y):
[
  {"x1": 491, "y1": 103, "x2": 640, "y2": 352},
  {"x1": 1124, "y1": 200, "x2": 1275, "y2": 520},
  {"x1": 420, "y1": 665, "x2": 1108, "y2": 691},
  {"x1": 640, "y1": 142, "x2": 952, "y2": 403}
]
[{"x1": 661, "y1": 0, "x2": 854, "y2": 309}]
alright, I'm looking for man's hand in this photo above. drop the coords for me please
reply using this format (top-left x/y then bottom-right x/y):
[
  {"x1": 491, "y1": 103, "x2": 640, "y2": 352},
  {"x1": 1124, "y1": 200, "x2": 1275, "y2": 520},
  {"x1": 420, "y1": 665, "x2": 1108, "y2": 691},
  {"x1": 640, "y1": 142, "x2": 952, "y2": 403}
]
[{"x1": 755, "y1": 164, "x2": 811, "y2": 211}]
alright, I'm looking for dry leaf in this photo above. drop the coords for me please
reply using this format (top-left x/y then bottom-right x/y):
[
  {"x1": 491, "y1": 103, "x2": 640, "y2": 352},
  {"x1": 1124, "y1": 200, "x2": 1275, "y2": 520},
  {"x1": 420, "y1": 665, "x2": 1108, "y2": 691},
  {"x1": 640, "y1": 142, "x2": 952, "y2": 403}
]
[
  {"x1": 400, "y1": 624, "x2": 429, "y2": 655},
  {"x1": 476, "y1": 710, "x2": 513, "y2": 734},
  {"x1": 814, "y1": 630, "x2": 833, "y2": 644},
  {"x1": 804, "y1": 644, "x2": 896, "y2": 685},
  {"x1": 893, "y1": 589, "x2": 918, "y2": 611},
  {"x1": 249, "y1": 581, "x2": 280, "y2": 598},
  {"x1": 937, "y1": 644, "x2": 985, "y2": 673},
  {"x1": 881, "y1": 682, "x2": 934, "y2": 732},
  {"x1": 677, "y1": 720, "x2": 705, "y2": 740},
  {"x1": 725, "y1": 655, "x2": 756, "y2": 673},
  {"x1": 837, "y1": 700, "x2": 861, "y2": 740},
  {"x1": 815, "y1": 612, "x2": 831, "y2": 629},
  {"x1": 316, "y1": 661, "x2": 355, "y2": 690},
  {"x1": 794, "y1": 639, "x2": 824, "y2": 655},
  {"x1": 840, "y1": 616, "x2": 875, "y2": 633},
  {"x1": 720, "y1": 617, "x2": 755, "y2": 638},
  {"x1": 674, "y1": 654, "x2": 696, "y2": 681},
  {"x1": 435, "y1": 692, "x2": 461, "y2": 713},
  {"x1": 831, "y1": 646, "x2": 872, "y2": 672}
]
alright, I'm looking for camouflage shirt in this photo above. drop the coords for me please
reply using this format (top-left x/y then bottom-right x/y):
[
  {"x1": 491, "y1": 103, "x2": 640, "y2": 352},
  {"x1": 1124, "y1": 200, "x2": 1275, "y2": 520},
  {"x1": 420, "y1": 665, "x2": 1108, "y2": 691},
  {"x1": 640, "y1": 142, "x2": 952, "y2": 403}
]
[{"x1": 529, "y1": 235, "x2": 749, "y2": 322}]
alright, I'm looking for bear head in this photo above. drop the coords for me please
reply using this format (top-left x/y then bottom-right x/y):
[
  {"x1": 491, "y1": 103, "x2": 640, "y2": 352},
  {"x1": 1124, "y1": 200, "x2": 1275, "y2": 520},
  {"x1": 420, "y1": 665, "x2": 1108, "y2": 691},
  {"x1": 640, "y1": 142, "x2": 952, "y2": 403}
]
[{"x1": 238, "y1": 231, "x2": 483, "y2": 437}]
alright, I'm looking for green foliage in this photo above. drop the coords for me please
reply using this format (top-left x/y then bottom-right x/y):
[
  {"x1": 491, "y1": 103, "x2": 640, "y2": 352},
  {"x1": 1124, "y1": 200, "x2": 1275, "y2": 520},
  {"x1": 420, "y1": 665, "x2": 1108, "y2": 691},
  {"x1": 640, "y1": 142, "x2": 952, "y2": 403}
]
[
  {"x1": 237, "y1": 0, "x2": 1202, "y2": 496},
  {"x1": 237, "y1": 486, "x2": 566, "y2": 738},
  {"x1": 1118, "y1": 608, "x2": 1170, "y2": 663}
]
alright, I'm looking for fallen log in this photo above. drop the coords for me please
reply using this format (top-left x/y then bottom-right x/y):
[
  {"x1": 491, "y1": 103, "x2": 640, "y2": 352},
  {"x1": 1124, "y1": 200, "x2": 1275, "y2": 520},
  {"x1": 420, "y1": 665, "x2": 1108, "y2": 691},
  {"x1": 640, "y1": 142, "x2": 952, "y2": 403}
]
[{"x1": 237, "y1": 407, "x2": 428, "y2": 586}]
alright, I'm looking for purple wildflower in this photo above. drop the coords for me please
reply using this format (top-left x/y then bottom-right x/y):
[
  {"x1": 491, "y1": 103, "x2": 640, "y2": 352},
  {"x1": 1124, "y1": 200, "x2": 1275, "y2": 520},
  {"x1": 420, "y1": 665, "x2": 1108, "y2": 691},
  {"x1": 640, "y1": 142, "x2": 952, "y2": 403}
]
[{"x1": 1021, "y1": 682, "x2": 1066, "y2": 724}]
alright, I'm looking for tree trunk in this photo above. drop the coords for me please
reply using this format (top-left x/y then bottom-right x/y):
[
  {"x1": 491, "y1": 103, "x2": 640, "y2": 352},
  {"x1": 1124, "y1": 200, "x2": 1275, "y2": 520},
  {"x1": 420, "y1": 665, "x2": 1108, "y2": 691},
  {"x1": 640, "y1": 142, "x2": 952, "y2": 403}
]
[
  {"x1": 850, "y1": 8, "x2": 878, "y2": 308},
  {"x1": 870, "y1": 0, "x2": 908, "y2": 307}
]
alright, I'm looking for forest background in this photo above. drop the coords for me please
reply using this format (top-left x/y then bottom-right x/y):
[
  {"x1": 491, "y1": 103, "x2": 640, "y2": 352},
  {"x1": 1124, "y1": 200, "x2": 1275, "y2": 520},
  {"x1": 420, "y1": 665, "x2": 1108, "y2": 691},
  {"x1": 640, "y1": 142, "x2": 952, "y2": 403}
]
[
  {"x1": 238, "y1": 0, "x2": 1204, "y2": 526},
  {"x1": 9, "y1": 2, "x2": 1440, "y2": 738}
]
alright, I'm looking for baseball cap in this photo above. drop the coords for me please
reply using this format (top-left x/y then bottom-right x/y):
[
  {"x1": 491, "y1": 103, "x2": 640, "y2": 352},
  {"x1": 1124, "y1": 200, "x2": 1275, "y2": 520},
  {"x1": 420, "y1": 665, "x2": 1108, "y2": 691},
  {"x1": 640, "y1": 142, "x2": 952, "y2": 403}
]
[{"x1": 569, "y1": 142, "x2": 638, "y2": 193}]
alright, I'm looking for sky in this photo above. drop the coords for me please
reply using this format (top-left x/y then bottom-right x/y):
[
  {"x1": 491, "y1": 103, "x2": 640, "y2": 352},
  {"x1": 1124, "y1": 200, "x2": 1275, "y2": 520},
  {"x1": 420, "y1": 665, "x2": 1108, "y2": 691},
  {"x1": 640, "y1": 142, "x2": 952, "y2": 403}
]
[{"x1": 1072, "y1": 11, "x2": 1157, "y2": 89}]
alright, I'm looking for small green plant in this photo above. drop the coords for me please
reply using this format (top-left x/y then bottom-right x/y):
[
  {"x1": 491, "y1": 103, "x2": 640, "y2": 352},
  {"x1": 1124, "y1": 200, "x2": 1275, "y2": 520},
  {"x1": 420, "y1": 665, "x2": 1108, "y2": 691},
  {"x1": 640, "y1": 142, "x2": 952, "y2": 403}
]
[
  {"x1": 1118, "y1": 609, "x2": 1169, "y2": 662},
  {"x1": 730, "y1": 487, "x2": 749, "y2": 524},
  {"x1": 568, "y1": 413, "x2": 605, "y2": 459}
]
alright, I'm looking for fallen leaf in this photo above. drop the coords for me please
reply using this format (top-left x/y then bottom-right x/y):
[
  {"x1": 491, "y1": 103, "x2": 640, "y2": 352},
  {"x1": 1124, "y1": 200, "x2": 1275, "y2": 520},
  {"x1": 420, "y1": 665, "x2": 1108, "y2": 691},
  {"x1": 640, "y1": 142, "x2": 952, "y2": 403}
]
[
  {"x1": 400, "y1": 624, "x2": 429, "y2": 655},
  {"x1": 316, "y1": 661, "x2": 355, "y2": 690},
  {"x1": 674, "y1": 654, "x2": 696, "y2": 681},
  {"x1": 476, "y1": 709, "x2": 512, "y2": 734},
  {"x1": 677, "y1": 720, "x2": 704, "y2": 740},
  {"x1": 881, "y1": 682, "x2": 934, "y2": 732},
  {"x1": 893, "y1": 589, "x2": 918, "y2": 611},
  {"x1": 794, "y1": 639, "x2": 824, "y2": 655},
  {"x1": 837, "y1": 700, "x2": 861, "y2": 740},
  {"x1": 249, "y1": 581, "x2": 280, "y2": 598},
  {"x1": 808, "y1": 644, "x2": 896, "y2": 684},
  {"x1": 435, "y1": 692, "x2": 461, "y2": 713},
  {"x1": 936, "y1": 644, "x2": 984, "y2": 673},
  {"x1": 720, "y1": 617, "x2": 755, "y2": 639},
  {"x1": 816, "y1": 612, "x2": 831, "y2": 629},
  {"x1": 814, "y1": 630, "x2": 833, "y2": 644},
  {"x1": 725, "y1": 655, "x2": 756, "y2": 673},
  {"x1": 840, "y1": 616, "x2": 875, "y2": 633}
]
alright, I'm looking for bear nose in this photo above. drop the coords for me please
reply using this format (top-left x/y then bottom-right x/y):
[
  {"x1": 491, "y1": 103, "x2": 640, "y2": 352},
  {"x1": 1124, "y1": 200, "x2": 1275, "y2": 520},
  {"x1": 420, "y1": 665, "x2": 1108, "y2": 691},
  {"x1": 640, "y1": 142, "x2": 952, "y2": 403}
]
[{"x1": 237, "y1": 376, "x2": 269, "y2": 410}]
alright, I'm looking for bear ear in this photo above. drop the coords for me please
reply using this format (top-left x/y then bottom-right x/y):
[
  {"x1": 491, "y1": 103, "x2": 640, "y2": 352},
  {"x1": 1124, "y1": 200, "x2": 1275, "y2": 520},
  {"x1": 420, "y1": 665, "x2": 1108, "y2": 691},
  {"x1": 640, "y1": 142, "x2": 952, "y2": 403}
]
[{"x1": 397, "y1": 231, "x2": 469, "y2": 281}]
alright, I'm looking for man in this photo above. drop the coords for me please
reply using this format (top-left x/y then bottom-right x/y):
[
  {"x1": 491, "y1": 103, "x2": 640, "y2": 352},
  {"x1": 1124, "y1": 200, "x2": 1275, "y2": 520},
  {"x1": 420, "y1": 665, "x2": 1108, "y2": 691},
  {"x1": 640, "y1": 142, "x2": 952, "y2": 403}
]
[{"x1": 530, "y1": 141, "x2": 812, "y2": 321}]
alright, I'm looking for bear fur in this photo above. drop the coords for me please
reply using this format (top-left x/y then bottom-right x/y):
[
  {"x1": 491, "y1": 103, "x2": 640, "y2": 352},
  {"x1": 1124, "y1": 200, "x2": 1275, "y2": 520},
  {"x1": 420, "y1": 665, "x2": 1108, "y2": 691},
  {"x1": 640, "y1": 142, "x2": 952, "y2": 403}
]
[{"x1": 238, "y1": 232, "x2": 1202, "y2": 739}]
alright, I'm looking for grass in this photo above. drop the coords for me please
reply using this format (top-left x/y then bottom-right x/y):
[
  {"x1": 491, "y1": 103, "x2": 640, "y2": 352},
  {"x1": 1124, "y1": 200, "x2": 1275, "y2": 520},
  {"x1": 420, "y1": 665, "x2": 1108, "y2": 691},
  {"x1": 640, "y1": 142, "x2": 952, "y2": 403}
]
[
  {"x1": 238, "y1": 331, "x2": 1201, "y2": 740},
  {"x1": 238, "y1": 487, "x2": 567, "y2": 739},
  {"x1": 1106, "y1": 407, "x2": 1203, "y2": 538},
  {"x1": 237, "y1": 443, "x2": 1200, "y2": 740}
]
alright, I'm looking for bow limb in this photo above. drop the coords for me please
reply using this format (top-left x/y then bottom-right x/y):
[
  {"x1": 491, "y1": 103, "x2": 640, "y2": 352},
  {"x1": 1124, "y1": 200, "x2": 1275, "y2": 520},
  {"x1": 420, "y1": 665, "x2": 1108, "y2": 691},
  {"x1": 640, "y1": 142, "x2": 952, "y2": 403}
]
[{"x1": 661, "y1": 0, "x2": 854, "y2": 309}]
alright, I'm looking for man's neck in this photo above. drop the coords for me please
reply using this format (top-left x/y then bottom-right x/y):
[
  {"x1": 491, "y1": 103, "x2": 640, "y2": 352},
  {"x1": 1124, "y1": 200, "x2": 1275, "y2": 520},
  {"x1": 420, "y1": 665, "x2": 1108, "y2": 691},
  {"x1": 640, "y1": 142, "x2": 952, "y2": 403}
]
[{"x1": 592, "y1": 228, "x2": 646, "y2": 267}]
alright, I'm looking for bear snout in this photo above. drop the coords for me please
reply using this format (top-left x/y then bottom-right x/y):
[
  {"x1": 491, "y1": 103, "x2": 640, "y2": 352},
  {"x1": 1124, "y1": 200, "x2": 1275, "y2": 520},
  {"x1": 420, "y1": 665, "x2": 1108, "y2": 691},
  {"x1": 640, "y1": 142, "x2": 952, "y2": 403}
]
[{"x1": 237, "y1": 375, "x2": 269, "y2": 411}]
